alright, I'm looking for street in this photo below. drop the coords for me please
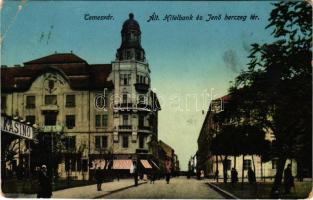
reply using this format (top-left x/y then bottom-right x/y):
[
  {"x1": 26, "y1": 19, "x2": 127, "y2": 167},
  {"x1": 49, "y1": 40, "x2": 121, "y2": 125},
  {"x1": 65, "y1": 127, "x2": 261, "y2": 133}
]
[{"x1": 99, "y1": 177, "x2": 224, "y2": 199}]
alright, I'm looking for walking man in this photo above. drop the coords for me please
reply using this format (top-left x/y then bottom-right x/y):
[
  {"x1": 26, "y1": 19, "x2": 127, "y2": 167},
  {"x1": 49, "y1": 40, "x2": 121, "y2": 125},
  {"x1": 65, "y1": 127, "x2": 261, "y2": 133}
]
[
  {"x1": 95, "y1": 167, "x2": 103, "y2": 191},
  {"x1": 248, "y1": 167, "x2": 256, "y2": 184},
  {"x1": 284, "y1": 164, "x2": 294, "y2": 194},
  {"x1": 165, "y1": 159, "x2": 172, "y2": 184},
  {"x1": 231, "y1": 168, "x2": 238, "y2": 184},
  {"x1": 37, "y1": 165, "x2": 52, "y2": 198}
]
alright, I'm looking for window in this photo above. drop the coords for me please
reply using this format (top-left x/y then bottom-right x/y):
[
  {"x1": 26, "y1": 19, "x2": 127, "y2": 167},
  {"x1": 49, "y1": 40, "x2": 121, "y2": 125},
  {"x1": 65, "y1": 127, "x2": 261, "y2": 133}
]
[
  {"x1": 243, "y1": 159, "x2": 251, "y2": 170},
  {"x1": 1, "y1": 96, "x2": 6, "y2": 109},
  {"x1": 66, "y1": 95, "x2": 75, "y2": 107},
  {"x1": 26, "y1": 115, "x2": 35, "y2": 125},
  {"x1": 44, "y1": 112, "x2": 57, "y2": 125},
  {"x1": 139, "y1": 135, "x2": 144, "y2": 149},
  {"x1": 122, "y1": 115, "x2": 128, "y2": 125},
  {"x1": 66, "y1": 115, "x2": 75, "y2": 129},
  {"x1": 95, "y1": 136, "x2": 108, "y2": 149},
  {"x1": 138, "y1": 95, "x2": 145, "y2": 104},
  {"x1": 122, "y1": 94, "x2": 128, "y2": 104},
  {"x1": 138, "y1": 115, "x2": 144, "y2": 128},
  {"x1": 122, "y1": 136, "x2": 129, "y2": 148},
  {"x1": 95, "y1": 114, "x2": 108, "y2": 128},
  {"x1": 45, "y1": 95, "x2": 57, "y2": 105},
  {"x1": 272, "y1": 159, "x2": 278, "y2": 169},
  {"x1": 26, "y1": 96, "x2": 35, "y2": 108},
  {"x1": 65, "y1": 136, "x2": 76, "y2": 151},
  {"x1": 95, "y1": 115, "x2": 101, "y2": 127},
  {"x1": 120, "y1": 74, "x2": 131, "y2": 85},
  {"x1": 102, "y1": 114, "x2": 108, "y2": 127}
]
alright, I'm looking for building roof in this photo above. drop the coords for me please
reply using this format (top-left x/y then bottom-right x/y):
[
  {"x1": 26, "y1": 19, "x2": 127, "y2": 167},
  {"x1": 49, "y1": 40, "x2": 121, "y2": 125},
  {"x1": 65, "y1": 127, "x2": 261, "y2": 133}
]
[
  {"x1": 24, "y1": 53, "x2": 87, "y2": 65},
  {"x1": 158, "y1": 140, "x2": 174, "y2": 158},
  {"x1": 1, "y1": 53, "x2": 113, "y2": 92}
]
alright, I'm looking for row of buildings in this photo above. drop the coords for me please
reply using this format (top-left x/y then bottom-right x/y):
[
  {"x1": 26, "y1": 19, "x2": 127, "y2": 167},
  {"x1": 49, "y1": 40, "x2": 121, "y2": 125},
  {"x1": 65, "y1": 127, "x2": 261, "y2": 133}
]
[
  {"x1": 196, "y1": 95, "x2": 297, "y2": 180},
  {"x1": 1, "y1": 13, "x2": 179, "y2": 180}
]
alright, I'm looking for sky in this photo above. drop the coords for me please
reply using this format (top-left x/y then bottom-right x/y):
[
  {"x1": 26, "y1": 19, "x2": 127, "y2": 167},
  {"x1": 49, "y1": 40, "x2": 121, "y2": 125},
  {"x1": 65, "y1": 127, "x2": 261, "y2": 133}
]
[{"x1": 1, "y1": 1, "x2": 276, "y2": 170}]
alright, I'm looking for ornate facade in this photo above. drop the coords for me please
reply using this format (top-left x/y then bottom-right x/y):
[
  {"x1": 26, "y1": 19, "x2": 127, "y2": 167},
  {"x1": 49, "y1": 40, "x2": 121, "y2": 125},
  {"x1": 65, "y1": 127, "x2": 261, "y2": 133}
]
[{"x1": 1, "y1": 14, "x2": 160, "y2": 180}]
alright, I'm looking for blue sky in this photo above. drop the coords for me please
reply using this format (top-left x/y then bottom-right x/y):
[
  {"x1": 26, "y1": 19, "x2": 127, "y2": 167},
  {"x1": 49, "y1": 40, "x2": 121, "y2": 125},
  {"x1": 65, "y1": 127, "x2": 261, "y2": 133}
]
[{"x1": 1, "y1": 1, "x2": 275, "y2": 170}]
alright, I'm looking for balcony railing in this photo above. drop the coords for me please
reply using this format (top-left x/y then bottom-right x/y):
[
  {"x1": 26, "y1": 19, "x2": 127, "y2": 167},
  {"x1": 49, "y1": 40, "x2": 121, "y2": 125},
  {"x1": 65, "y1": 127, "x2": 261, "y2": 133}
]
[
  {"x1": 138, "y1": 126, "x2": 152, "y2": 131},
  {"x1": 40, "y1": 125, "x2": 64, "y2": 133},
  {"x1": 119, "y1": 125, "x2": 132, "y2": 130},
  {"x1": 134, "y1": 83, "x2": 149, "y2": 93}
]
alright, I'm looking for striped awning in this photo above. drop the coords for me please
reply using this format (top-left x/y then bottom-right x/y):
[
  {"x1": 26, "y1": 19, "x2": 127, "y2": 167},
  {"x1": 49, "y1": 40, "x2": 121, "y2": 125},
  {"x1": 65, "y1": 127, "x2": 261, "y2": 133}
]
[
  {"x1": 140, "y1": 160, "x2": 152, "y2": 169},
  {"x1": 113, "y1": 159, "x2": 133, "y2": 169}
]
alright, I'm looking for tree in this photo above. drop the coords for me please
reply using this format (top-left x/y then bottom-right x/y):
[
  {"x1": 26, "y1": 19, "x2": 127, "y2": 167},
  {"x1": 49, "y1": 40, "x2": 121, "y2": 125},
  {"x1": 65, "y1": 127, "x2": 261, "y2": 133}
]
[{"x1": 229, "y1": 1, "x2": 311, "y2": 197}]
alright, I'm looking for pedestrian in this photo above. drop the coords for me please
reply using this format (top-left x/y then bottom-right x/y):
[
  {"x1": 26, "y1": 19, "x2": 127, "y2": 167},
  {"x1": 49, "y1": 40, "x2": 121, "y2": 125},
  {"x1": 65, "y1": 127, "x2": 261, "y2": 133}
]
[
  {"x1": 37, "y1": 165, "x2": 52, "y2": 198},
  {"x1": 284, "y1": 164, "x2": 294, "y2": 194},
  {"x1": 231, "y1": 168, "x2": 238, "y2": 184},
  {"x1": 248, "y1": 167, "x2": 256, "y2": 184},
  {"x1": 95, "y1": 167, "x2": 103, "y2": 191},
  {"x1": 200, "y1": 170, "x2": 205, "y2": 180},
  {"x1": 214, "y1": 170, "x2": 219, "y2": 181},
  {"x1": 165, "y1": 159, "x2": 172, "y2": 184},
  {"x1": 150, "y1": 170, "x2": 156, "y2": 184},
  {"x1": 132, "y1": 161, "x2": 138, "y2": 186}
]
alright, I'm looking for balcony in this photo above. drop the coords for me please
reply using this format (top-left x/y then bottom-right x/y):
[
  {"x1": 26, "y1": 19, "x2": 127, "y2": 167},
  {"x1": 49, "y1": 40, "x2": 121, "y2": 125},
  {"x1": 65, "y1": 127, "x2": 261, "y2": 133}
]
[
  {"x1": 40, "y1": 105, "x2": 59, "y2": 111},
  {"x1": 40, "y1": 125, "x2": 64, "y2": 133},
  {"x1": 137, "y1": 103, "x2": 151, "y2": 110},
  {"x1": 134, "y1": 83, "x2": 149, "y2": 93},
  {"x1": 138, "y1": 126, "x2": 152, "y2": 133},
  {"x1": 118, "y1": 125, "x2": 132, "y2": 131},
  {"x1": 136, "y1": 149, "x2": 149, "y2": 154}
]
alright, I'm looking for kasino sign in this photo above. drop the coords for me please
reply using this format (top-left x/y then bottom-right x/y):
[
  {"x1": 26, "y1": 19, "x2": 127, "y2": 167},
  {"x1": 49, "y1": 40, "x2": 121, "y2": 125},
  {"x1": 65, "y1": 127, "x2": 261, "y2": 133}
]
[{"x1": 1, "y1": 116, "x2": 34, "y2": 140}]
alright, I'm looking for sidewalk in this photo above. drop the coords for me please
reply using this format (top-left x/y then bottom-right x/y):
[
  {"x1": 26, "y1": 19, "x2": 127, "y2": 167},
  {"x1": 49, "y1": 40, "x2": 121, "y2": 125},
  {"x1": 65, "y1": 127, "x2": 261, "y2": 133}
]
[{"x1": 3, "y1": 179, "x2": 147, "y2": 199}]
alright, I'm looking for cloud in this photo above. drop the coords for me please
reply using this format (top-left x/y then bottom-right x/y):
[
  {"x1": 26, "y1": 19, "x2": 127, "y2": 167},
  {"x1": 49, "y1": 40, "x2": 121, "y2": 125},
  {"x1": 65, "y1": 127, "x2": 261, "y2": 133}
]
[{"x1": 222, "y1": 49, "x2": 240, "y2": 73}]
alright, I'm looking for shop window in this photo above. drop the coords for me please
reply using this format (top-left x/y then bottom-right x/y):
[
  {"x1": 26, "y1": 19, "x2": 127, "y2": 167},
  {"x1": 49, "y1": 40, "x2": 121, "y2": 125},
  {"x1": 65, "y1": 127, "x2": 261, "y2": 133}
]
[{"x1": 243, "y1": 159, "x2": 251, "y2": 170}]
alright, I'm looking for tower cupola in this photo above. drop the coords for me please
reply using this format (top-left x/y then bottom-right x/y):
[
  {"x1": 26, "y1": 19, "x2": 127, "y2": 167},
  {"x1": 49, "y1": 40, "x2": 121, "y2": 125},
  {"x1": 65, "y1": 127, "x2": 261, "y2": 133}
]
[{"x1": 116, "y1": 13, "x2": 145, "y2": 62}]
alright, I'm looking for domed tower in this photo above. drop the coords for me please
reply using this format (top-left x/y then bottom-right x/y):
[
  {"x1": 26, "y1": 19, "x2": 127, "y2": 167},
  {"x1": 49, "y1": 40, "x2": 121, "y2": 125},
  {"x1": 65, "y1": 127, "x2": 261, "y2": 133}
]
[
  {"x1": 112, "y1": 14, "x2": 156, "y2": 160},
  {"x1": 116, "y1": 13, "x2": 145, "y2": 62}
]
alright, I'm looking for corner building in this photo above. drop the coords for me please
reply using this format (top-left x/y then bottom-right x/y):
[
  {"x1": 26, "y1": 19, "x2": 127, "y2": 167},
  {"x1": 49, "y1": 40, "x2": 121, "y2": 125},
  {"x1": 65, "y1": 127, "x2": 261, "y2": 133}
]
[{"x1": 1, "y1": 14, "x2": 160, "y2": 180}]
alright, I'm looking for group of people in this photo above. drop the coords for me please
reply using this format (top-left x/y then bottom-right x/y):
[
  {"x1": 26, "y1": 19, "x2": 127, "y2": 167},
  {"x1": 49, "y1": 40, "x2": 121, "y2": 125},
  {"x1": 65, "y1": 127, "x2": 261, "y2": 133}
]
[{"x1": 211, "y1": 164, "x2": 295, "y2": 194}]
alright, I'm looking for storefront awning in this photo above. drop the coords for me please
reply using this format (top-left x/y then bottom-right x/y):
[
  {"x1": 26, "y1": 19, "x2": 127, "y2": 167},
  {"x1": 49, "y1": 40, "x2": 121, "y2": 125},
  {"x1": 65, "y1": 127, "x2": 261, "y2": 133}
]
[
  {"x1": 140, "y1": 160, "x2": 152, "y2": 169},
  {"x1": 113, "y1": 159, "x2": 133, "y2": 170}
]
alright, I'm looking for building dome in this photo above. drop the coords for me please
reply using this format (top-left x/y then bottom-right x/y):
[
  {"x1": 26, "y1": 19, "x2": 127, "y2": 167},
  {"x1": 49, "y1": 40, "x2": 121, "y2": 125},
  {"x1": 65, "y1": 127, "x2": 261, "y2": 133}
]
[{"x1": 122, "y1": 13, "x2": 141, "y2": 33}]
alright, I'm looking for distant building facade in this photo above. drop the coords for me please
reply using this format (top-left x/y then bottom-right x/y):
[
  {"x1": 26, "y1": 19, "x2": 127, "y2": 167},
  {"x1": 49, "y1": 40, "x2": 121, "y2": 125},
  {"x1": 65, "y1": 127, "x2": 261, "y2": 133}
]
[
  {"x1": 1, "y1": 13, "x2": 161, "y2": 180},
  {"x1": 158, "y1": 140, "x2": 180, "y2": 175},
  {"x1": 197, "y1": 95, "x2": 297, "y2": 180}
]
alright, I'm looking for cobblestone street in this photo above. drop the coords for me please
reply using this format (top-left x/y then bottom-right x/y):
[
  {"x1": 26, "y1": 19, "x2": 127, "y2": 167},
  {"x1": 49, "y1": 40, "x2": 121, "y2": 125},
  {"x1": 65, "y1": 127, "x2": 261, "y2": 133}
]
[{"x1": 100, "y1": 177, "x2": 223, "y2": 199}]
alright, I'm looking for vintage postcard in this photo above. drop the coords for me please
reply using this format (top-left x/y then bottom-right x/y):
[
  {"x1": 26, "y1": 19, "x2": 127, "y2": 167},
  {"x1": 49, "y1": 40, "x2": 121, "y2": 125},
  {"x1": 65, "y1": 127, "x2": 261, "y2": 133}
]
[{"x1": 1, "y1": 0, "x2": 312, "y2": 199}]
